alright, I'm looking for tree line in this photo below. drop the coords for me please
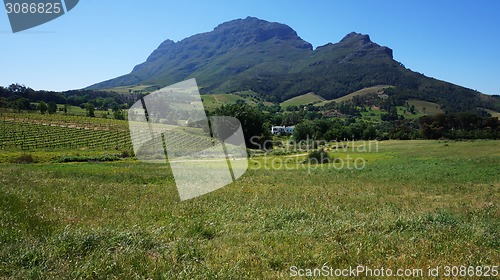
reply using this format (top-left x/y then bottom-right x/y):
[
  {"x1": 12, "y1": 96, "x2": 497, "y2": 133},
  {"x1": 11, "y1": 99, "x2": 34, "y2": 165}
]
[
  {"x1": 0, "y1": 84, "x2": 138, "y2": 119},
  {"x1": 292, "y1": 113, "x2": 499, "y2": 141},
  {"x1": 212, "y1": 103, "x2": 499, "y2": 150},
  {"x1": 0, "y1": 84, "x2": 137, "y2": 112}
]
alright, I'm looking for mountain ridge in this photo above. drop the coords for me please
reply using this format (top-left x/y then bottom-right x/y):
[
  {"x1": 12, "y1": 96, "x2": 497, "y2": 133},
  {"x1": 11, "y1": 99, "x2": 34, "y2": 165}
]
[{"x1": 88, "y1": 17, "x2": 500, "y2": 113}]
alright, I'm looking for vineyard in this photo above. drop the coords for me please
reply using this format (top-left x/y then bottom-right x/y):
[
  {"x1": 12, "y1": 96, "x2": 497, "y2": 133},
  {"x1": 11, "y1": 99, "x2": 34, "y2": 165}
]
[
  {"x1": 0, "y1": 113, "x2": 243, "y2": 157},
  {"x1": 0, "y1": 113, "x2": 132, "y2": 150}
]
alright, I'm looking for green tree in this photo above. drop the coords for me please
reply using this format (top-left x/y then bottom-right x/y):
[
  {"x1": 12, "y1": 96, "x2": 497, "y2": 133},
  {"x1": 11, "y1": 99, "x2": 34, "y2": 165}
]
[
  {"x1": 362, "y1": 125, "x2": 378, "y2": 140},
  {"x1": 39, "y1": 102, "x2": 48, "y2": 114},
  {"x1": 48, "y1": 102, "x2": 57, "y2": 114},
  {"x1": 112, "y1": 104, "x2": 125, "y2": 120},
  {"x1": 13, "y1": 98, "x2": 30, "y2": 113},
  {"x1": 293, "y1": 120, "x2": 318, "y2": 141},
  {"x1": 85, "y1": 103, "x2": 95, "y2": 117},
  {"x1": 214, "y1": 103, "x2": 271, "y2": 149}
]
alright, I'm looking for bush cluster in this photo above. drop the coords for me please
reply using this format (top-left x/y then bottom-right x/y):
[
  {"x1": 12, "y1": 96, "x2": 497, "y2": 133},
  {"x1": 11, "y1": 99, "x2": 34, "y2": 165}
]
[
  {"x1": 55, "y1": 154, "x2": 120, "y2": 163},
  {"x1": 305, "y1": 149, "x2": 331, "y2": 164}
]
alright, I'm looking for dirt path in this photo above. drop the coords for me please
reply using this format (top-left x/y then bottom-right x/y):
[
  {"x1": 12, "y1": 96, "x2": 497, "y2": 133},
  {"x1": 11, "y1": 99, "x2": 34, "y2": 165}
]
[{"x1": 283, "y1": 153, "x2": 308, "y2": 158}]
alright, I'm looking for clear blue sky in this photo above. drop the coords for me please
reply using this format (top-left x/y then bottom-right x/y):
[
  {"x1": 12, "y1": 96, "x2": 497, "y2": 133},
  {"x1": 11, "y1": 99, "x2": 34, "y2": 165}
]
[{"x1": 1, "y1": 0, "x2": 499, "y2": 94}]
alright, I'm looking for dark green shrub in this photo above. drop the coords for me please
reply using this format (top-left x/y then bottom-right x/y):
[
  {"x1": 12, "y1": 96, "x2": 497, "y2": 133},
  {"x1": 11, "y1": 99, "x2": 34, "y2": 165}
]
[
  {"x1": 120, "y1": 150, "x2": 134, "y2": 158},
  {"x1": 305, "y1": 149, "x2": 331, "y2": 164},
  {"x1": 12, "y1": 154, "x2": 35, "y2": 164},
  {"x1": 55, "y1": 154, "x2": 120, "y2": 163}
]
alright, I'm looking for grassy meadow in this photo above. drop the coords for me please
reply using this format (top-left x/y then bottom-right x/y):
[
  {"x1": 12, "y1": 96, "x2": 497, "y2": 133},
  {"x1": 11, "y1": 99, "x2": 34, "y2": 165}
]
[
  {"x1": 314, "y1": 85, "x2": 392, "y2": 107},
  {"x1": 201, "y1": 94, "x2": 249, "y2": 111},
  {"x1": 0, "y1": 139, "x2": 498, "y2": 278},
  {"x1": 280, "y1": 93, "x2": 325, "y2": 109},
  {"x1": 407, "y1": 100, "x2": 444, "y2": 116}
]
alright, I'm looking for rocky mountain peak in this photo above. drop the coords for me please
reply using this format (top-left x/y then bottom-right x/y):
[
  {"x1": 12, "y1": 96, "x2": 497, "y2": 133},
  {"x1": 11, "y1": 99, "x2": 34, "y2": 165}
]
[
  {"x1": 340, "y1": 32, "x2": 372, "y2": 44},
  {"x1": 211, "y1": 16, "x2": 313, "y2": 49},
  {"x1": 338, "y1": 32, "x2": 393, "y2": 59}
]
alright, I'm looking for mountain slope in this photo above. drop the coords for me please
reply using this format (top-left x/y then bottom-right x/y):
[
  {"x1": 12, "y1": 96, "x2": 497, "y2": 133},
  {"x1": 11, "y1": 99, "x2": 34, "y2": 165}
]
[
  {"x1": 91, "y1": 17, "x2": 312, "y2": 92},
  {"x1": 88, "y1": 17, "x2": 500, "y2": 113}
]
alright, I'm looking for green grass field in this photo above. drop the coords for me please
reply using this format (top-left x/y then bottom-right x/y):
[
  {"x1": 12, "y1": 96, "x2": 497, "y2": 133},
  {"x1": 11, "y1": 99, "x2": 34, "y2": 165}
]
[
  {"x1": 1, "y1": 138, "x2": 498, "y2": 278},
  {"x1": 101, "y1": 85, "x2": 157, "y2": 94},
  {"x1": 396, "y1": 106, "x2": 425, "y2": 119},
  {"x1": 27, "y1": 103, "x2": 113, "y2": 118},
  {"x1": 360, "y1": 107, "x2": 384, "y2": 122},
  {"x1": 407, "y1": 100, "x2": 444, "y2": 115},
  {"x1": 280, "y1": 92, "x2": 325, "y2": 109},
  {"x1": 200, "y1": 93, "x2": 265, "y2": 111},
  {"x1": 315, "y1": 85, "x2": 393, "y2": 107},
  {"x1": 201, "y1": 94, "x2": 247, "y2": 111}
]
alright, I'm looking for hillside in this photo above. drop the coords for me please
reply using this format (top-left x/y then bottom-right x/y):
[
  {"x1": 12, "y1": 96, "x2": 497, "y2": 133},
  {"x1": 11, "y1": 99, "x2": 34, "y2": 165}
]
[
  {"x1": 313, "y1": 85, "x2": 392, "y2": 107},
  {"x1": 89, "y1": 17, "x2": 500, "y2": 113},
  {"x1": 201, "y1": 94, "x2": 249, "y2": 111},
  {"x1": 280, "y1": 92, "x2": 324, "y2": 109},
  {"x1": 407, "y1": 100, "x2": 444, "y2": 115}
]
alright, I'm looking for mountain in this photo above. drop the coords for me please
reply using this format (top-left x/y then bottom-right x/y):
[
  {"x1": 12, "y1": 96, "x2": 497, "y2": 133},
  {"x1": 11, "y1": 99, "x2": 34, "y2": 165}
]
[
  {"x1": 90, "y1": 17, "x2": 312, "y2": 92},
  {"x1": 89, "y1": 17, "x2": 500, "y2": 113}
]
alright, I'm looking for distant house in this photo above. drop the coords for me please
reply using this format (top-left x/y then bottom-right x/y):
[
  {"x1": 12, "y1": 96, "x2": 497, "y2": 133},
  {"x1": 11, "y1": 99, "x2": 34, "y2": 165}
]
[
  {"x1": 271, "y1": 126, "x2": 295, "y2": 135},
  {"x1": 271, "y1": 126, "x2": 285, "y2": 134}
]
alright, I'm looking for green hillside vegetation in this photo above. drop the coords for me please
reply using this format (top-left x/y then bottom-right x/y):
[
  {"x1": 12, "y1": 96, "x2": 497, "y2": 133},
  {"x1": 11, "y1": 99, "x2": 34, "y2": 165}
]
[{"x1": 280, "y1": 92, "x2": 324, "y2": 109}]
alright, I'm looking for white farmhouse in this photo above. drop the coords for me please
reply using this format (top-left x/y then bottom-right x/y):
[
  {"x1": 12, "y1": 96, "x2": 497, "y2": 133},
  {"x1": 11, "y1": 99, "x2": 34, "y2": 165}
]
[{"x1": 271, "y1": 126, "x2": 295, "y2": 135}]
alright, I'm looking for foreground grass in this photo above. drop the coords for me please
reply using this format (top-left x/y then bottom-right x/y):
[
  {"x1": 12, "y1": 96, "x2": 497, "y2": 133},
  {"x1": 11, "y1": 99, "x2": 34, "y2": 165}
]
[{"x1": 0, "y1": 140, "x2": 498, "y2": 278}]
